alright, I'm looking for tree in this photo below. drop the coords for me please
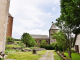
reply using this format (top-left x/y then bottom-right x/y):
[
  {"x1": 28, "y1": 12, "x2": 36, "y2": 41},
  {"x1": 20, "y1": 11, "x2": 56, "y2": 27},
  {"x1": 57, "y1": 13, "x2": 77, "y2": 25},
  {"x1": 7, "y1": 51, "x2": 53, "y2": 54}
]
[
  {"x1": 21, "y1": 33, "x2": 36, "y2": 47},
  {"x1": 52, "y1": 30, "x2": 67, "y2": 52},
  {"x1": 55, "y1": 17, "x2": 73, "y2": 58},
  {"x1": 40, "y1": 40, "x2": 47, "y2": 48},
  {"x1": 58, "y1": 0, "x2": 80, "y2": 58}
]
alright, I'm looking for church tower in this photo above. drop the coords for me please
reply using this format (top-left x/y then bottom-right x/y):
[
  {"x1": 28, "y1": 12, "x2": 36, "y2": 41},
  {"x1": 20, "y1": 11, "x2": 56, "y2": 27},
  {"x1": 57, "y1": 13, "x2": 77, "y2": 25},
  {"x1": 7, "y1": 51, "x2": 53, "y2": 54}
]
[{"x1": 49, "y1": 23, "x2": 58, "y2": 44}]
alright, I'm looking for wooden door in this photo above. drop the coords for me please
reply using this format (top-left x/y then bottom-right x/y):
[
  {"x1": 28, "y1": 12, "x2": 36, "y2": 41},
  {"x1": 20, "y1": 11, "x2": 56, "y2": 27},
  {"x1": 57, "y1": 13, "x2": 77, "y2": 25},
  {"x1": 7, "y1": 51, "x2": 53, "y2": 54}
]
[{"x1": 75, "y1": 45, "x2": 79, "y2": 53}]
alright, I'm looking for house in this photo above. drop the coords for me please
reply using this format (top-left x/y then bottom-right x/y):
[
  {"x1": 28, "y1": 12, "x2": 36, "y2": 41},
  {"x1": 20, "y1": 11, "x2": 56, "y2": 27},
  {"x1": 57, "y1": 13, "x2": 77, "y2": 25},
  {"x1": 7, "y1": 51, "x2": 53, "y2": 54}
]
[
  {"x1": 6, "y1": 13, "x2": 13, "y2": 37},
  {"x1": 30, "y1": 23, "x2": 58, "y2": 45},
  {"x1": 74, "y1": 34, "x2": 80, "y2": 53},
  {"x1": 0, "y1": 0, "x2": 10, "y2": 53}
]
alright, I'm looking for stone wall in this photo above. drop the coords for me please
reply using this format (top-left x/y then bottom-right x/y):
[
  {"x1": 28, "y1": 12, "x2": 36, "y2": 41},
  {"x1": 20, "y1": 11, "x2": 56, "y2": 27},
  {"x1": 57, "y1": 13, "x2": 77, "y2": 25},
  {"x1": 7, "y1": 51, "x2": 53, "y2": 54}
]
[
  {"x1": 0, "y1": 0, "x2": 10, "y2": 53},
  {"x1": 49, "y1": 29, "x2": 58, "y2": 44},
  {"x1": 35, "y1": 39, "x2": 49, "y2": 46}
]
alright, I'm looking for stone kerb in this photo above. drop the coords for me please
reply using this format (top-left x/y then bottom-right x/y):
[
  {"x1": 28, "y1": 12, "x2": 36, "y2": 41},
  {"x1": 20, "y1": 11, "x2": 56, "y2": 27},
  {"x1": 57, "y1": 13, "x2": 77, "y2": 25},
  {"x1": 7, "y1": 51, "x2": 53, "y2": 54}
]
[{"x1": 57, "y1": 51, "x2": 71, "y2": 60}]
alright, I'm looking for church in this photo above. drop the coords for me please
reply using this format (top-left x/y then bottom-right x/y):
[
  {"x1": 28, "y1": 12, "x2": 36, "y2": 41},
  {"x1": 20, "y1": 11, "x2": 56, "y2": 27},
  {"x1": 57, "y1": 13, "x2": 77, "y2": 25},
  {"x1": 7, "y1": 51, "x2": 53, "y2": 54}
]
[{"x1": 30, "y1": 23, "x2": 58, "y2": 46}]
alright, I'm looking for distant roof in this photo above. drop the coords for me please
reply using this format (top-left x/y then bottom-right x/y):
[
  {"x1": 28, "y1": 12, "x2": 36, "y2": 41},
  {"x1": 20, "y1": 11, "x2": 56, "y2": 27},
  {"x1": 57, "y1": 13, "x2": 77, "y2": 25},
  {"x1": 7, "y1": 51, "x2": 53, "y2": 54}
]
[
  {"x1": 8, "y1": 13, "x2": 13, "y2": 17},
  {"x1": 30, "y1": 34, "x2": 49, "y2": 39},
  {"x1": 50, "y1": 23, "x2": 58, "y2": 30}
]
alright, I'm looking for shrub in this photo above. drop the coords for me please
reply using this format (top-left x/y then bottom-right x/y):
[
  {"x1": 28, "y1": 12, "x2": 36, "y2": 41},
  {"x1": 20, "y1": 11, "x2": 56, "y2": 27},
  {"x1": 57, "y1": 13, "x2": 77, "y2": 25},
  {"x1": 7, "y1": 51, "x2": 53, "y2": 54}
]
[
  {"x1": 6, "y1": 36, "x2": 14, "y2": 42},
  {"x1": 40, "y1": 42, "x2": 67, "y2": 51},
  {"x1": 40, "y1": 43, "x2": 55, "y2": 50},
  {"x1": 40, "y1": 40, "x2": 47, "y2": 48},
  {"x1": 19, "y1": 41, "x2": 25, "y2": 50},
  {"x1": 45, "y1": 44, "x2": 55, "y2": 50}
]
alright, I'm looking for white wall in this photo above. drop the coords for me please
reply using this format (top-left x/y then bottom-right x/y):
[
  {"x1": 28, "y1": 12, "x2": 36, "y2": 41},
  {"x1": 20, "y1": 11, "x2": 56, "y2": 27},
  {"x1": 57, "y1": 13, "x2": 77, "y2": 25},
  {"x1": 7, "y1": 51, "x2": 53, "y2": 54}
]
[
  {"x1": 0, "y1": 0, "x2": 10, "y2": 53},
  {"x1": 75, "y1": 34, "x2": 80, "y2": 53}
]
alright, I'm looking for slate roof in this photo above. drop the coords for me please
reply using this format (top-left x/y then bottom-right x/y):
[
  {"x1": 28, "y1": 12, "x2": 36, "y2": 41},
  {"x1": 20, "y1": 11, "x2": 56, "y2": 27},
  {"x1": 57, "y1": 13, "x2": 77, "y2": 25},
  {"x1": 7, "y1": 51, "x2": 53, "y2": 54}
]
[
  {"x1": 30, "y1": 34, "x2": 49, "y2": 39},
  {"x1": 50, "y1": 23, "x2": 58, "y2": 30},
  {"x1": 8, "y1": 13, "x2": 13, "y2": 17}
]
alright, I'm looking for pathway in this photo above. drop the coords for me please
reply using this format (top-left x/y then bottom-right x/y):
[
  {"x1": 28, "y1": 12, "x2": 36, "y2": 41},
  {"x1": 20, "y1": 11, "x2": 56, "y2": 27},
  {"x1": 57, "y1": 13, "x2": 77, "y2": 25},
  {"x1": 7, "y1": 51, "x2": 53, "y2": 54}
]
[{"x1": 38, "y1": 50, "x2": 54, "y2": 60}]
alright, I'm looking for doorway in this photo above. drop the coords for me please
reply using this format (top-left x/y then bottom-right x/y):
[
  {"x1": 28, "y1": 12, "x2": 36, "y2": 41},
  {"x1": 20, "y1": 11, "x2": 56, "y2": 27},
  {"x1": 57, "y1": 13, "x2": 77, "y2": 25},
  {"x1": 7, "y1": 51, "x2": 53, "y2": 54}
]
[{"x1": 75, "y1": 45, "x2": 79, "y2": 53}]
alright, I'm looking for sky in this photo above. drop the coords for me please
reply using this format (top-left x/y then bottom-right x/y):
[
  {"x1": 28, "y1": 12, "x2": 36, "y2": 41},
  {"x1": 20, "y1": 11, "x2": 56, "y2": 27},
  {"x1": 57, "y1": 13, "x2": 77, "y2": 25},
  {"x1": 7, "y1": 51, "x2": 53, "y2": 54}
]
[{"x1": 9, "y1": 0, "x2": 61, "y2": 39}]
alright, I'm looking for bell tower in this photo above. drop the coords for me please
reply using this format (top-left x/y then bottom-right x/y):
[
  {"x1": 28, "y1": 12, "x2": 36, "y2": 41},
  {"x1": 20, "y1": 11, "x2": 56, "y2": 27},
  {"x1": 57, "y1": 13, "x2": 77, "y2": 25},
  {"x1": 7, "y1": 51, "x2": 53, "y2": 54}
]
[{"x1": 49, "y1": 23, "x2": 58, "y2": 44}]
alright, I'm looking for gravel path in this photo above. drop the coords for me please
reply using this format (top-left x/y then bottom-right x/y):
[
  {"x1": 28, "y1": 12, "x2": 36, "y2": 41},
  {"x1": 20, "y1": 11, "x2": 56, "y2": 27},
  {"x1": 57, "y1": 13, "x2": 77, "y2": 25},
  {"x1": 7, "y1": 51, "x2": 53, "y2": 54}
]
[{"x1": 38, "y1": 50, "x2": 54, "y2": 60}]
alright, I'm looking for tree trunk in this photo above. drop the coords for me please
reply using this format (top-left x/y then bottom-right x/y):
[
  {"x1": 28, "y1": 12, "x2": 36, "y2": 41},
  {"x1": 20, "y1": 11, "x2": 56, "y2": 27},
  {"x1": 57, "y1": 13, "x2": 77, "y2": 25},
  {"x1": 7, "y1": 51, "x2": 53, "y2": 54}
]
[
  {"x1": 68, "y1": 47, "x2": 71, "y2": 58},
  {"x1": 63, "y1": 47, "x2": 64, "y2": 53},
  {"x1": 26, "y1": 43, "x2": 27, "y2": 47}
]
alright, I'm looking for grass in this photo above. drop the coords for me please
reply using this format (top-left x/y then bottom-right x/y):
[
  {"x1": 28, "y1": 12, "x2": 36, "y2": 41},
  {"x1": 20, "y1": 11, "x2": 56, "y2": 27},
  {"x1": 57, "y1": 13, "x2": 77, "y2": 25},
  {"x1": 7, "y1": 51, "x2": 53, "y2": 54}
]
[
  {"x1": 64, "y1": 52, "x2": 80, "y2": 60},
  {"x1": 14, "y1": 41, "x2": 20, "y2": 44},
  {"x1": 30, "y1": 47, "x2": 40, "y2": 49},
  {"x1": 0, "y1": 58, "x2": 4, "y2": 60},
  {"x1": 6, "y1": 44, "x2": 20, "y2": 48},
  {"x1": 53, "y1": 50, "x2": 63, "y2": 60},
  {"x1": 6, "y1": 49, "x2": 46, "y2": 60}
]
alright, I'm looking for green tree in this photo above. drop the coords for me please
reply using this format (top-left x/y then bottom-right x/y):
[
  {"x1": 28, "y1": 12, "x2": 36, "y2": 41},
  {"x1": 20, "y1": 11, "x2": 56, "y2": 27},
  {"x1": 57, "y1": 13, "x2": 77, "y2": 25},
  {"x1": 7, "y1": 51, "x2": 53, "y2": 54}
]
[
  {"x1": 52, "y1": 30, "x2": 67, "y2": 52},
  {"x1": 21, "y1": 33, "x2": 36, "y2": 47},
  {"x1": 6, "y1": 36, "x2": 14, "y2": 42},
  {"x1": 40, "y1": 40, "x2": 47, "y2": 48},
  {"x1": 58, "y1": 0, "x2": 80, "y2": 58}
]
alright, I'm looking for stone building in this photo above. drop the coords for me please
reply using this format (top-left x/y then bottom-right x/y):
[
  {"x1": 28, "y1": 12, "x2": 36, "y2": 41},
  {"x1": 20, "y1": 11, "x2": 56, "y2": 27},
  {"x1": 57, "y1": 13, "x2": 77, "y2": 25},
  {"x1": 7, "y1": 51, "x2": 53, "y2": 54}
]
[
  {"x1": 0, "y1": 0, "x2": 10, "y2": 53},
  {"x1": 30, "y1": 35, "x2": 49, "y2": 46},
  {"x1": 30, "y1": 23, "x2": 58, "y2": 45},
  {"x1": 6, "y1": 13, "x2": 13, "y2": 37},
  {"x1": 49, "y1": 23, "x2": 58, "y2": 44}
]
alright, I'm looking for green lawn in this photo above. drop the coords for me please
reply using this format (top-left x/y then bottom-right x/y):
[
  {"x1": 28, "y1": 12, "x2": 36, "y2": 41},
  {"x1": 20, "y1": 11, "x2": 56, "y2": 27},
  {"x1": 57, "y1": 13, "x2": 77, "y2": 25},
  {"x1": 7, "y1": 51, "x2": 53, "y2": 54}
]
[
  {"x1": 14, "y1": 41, "x2": 20, "y2": 44},
  {"x1": 64, "y1": 52, "x2": 80, "y2": 60},
  {"x1": 6, "y1": 44, "x2": 20, "y2": 48},
  {"x1": 6, "y1": 50, "x2": 46, "y2": 60},
  {"x1": 53, "y1": 51, "x2": 62, "y2": 60}
]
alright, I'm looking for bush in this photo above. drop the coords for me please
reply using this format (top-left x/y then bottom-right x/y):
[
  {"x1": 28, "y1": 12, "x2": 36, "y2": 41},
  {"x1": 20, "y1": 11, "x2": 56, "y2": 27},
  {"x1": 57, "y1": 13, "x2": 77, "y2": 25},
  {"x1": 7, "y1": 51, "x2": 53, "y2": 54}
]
[
  {"x1": 40, "y1": 43, "x2": 55, "y2": 50},
  {"x1": 6, "y1": 36, "x2": 14, "y2": 42},
  {"x1": 19, "y1": 41, "x2": 25, "y2": 50},
  {"x1": 40, "y1": 40, "x2": 47, "y2": 48},
  {"x1": 40, "y1": 42, "x2": 67, "y2": 51},
  {"x1": 45, "y1": 44, "x2": 55, "y2": 50}
]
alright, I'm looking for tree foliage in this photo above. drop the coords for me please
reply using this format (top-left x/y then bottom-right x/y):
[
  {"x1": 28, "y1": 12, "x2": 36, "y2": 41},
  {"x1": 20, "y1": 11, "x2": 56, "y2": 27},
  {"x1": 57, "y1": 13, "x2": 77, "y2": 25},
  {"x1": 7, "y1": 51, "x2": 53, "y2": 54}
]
[
  {"x1": 52, "y1": 30, "x2": 67, "y2": 52},
  {"x1": 21, "y1": 33, "x2": 36, "y2": 47},
  {"x1": 60, "y1": 0, "x2": 80, "y2": 34},
  {"x1": 54, "y1": 0, "x2": 80, "y2": 58},
  {"x1": 6, "y1": 36, "x2": 14, "y2": 42},
  {"x1": 40, "y1": 40, "x2": 47, "y2": 48}
]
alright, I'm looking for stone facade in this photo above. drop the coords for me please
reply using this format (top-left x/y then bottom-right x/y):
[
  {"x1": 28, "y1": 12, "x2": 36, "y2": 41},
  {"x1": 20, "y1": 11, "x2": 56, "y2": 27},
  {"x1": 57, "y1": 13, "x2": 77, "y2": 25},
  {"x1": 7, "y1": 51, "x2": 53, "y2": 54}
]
[
  {"x1": 35, "y1": 39, "x2": 49, "y2": 46},
  {"x1": 31, "y1": 23, "x2": 58, "y2": 45},
  {"x1": 49, "y1": 24, "x2": 58, "y2": 44},
  {"x1": 6, "y1": 13, "x2": 13, "y2": 37},
  {"x1": 30, "y1": 35, "x2": 49, "y2": 46},
  {"x1": 0, "y1": 0, "x2": 10, "y2": 53}
]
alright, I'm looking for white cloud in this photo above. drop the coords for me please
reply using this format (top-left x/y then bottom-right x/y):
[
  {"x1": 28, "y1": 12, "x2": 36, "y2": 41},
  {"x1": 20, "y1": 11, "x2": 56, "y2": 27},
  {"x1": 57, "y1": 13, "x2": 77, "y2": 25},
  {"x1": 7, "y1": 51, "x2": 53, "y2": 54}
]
[
  {"x1": 12, "y1": 26, "x2": 49, "y2": 39},
  {"x1": 52, "y1": 7, "x2": 56, "y2": 11},
  {"x1": 9, "y1": 0, "x2": 60, "y2": 39}
]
